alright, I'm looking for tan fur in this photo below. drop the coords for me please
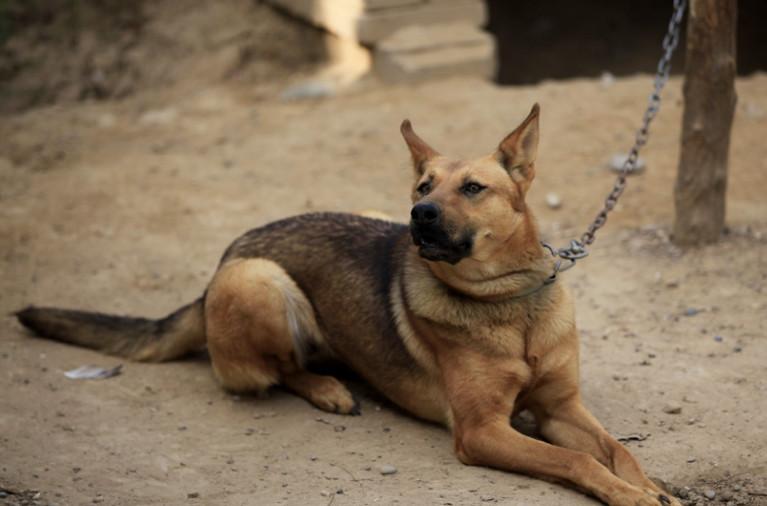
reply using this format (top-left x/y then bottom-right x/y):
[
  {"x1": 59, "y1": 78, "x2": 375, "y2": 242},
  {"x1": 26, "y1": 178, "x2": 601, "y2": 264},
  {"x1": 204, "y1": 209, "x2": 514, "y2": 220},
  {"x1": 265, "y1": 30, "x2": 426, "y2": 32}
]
[{"x1": 204, "y1": 258, "x2": 356, "y2": 414}]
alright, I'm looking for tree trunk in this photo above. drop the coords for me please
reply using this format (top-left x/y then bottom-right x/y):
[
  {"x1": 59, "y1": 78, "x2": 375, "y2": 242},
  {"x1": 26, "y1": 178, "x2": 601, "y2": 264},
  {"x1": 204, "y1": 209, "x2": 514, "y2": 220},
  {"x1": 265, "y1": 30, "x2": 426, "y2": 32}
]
[{"x1": 672, "y1": 0, "x2": 737, "y2": 245}]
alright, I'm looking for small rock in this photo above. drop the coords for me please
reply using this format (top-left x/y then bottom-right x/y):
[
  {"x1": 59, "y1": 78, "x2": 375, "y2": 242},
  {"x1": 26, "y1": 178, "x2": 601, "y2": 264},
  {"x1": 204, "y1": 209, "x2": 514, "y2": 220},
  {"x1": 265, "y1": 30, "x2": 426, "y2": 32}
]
[
  {"x1": 187, "y1": 492, "x2": 199, "y2": 499},
  {"x1": 703, "y1": 488, "x2": 716, "y2": 500},
  {"x1": 609, "y1": 153, "x2": 646, "y2": 173},
  {"x1": 663, "y1": 404, "x2": 682, "y2": 415},
  {"x1": 677, "y1": 487, "x2": 690, "y2": 499},
  {"x1": 139, "y1": 108, "x2": 178, "y2": 126},
  {"x1": 97, "y1": 113, "x2": 117, "y2": 128},
  {"x1": 334, "y1": 425, "x2": 346, "y2": 432},
  {"x1": 480, "y1": 495, "x2": 496, "y2": 502},
  {"x1": 683, "y1": 307, "x2": 700, "y2": 317},
  {"x1": 745, "y1": 102, "x2": 765, "y2": 119},
  {"x1": 687, "y1": 457, "x2": 697, "y2": 463},
  {"x1": 281, "y1": 81, "x2": 336, "y2": 101},
  {"x1": 600, "y1": 71, "x2": 615, "y2": 88},
  {"x1": 714, "y1": 335, "x2": 723, "y2": 342},
  {"x1": 379, "y1": 464, "x2": 398, "y2": 475},
  {"x1": 545, "y1": 192, "x2": 562, "y2": 209}
]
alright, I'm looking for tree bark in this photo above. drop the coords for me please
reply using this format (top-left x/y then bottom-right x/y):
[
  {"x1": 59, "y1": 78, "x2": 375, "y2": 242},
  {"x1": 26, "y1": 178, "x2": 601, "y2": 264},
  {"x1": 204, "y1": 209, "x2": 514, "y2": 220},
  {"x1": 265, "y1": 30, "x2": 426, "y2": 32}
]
[{"x1": 673, "y1": 0, "x2": 737, "y2": 245}]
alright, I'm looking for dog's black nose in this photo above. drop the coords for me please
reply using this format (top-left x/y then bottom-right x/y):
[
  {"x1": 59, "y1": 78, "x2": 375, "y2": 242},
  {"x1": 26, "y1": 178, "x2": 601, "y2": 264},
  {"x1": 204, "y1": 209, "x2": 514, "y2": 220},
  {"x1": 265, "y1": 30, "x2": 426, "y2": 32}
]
[{"x1": 411, "y1": 202, "x2": 440, "y2": 225}]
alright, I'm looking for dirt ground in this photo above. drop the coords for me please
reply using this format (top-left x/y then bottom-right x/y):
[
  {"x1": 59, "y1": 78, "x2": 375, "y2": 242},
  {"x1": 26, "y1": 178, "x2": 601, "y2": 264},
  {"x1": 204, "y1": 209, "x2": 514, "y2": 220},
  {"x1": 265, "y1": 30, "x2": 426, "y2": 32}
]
[{"x1": 1, "y1": 8, "x2": 767, "y2": 504}]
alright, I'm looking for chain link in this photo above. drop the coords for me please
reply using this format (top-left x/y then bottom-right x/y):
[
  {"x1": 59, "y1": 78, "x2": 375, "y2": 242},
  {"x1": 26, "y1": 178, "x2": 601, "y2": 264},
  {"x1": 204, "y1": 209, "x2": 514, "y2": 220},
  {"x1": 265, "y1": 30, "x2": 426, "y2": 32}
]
[
  {"x1": 579, "y1": 0, "x2": 687, "y2": 247},
  {"x1": 541, "y1": 0, "x2": 687, "y2": 282}
]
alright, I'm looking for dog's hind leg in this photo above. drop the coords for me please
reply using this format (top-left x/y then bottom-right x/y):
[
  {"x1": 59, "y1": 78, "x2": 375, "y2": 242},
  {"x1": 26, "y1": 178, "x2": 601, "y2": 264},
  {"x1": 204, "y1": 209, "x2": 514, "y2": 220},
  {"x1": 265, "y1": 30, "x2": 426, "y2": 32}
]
[{"x1": 205, "y1": 258, "x2": 358, "y2": 415}]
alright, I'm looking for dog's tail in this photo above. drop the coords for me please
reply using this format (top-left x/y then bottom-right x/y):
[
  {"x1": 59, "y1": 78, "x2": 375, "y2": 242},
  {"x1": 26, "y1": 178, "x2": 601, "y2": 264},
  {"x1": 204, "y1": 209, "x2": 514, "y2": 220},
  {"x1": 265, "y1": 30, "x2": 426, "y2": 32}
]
[{"x1": 15, "y1": 298, "x2": 206, "y2": 362}]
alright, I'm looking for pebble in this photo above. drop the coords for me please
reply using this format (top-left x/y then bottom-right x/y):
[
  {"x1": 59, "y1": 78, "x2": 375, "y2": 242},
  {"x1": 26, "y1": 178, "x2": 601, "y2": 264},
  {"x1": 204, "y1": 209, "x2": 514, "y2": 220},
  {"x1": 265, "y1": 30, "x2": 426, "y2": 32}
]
[
  {"x1": 379, "y1": 464, "x2": 398, "y2": 475},
  {"x1": 683, "y1": 307, "x2": 700, "y2": 317},
  {"x1": 703, "y1": 488, "x2": 716, "y2": 500},
  {"x1": 281, "y1": 81, "x2": 336, "y2": 100},
  {"x1": 609, "y1": 153, "x2": 646, "y2": 173},
  {"x1": 687, "y1": 457, "x2": 697, "y2": 463},
  {"x1": 663, "y1": 404, "x2": 682, "y2": 415},
  {"x1": 139, "y1": 107, "x2": 178, "y2": 126},
  {"x1": 545, "y1": 192, "x2": 562, "y2": 209},
  {"x1": 714, "y1": 335, "x2": 723, "y2": 342},
  {"x1": 187, "y1": 492, "x2": 199, "y2": 499},
  {"x1": 745, "y1": 102, "x2": 765, "y2": 119},
  {"x1": 600, "y1": 71, "x2": 615, "y2": 88}
]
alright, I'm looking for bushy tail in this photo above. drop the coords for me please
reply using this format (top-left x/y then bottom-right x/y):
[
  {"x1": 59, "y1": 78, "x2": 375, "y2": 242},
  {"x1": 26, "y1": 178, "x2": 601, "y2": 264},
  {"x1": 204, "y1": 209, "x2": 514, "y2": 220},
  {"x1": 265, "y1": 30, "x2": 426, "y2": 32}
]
[{"x1": 15, "y1": 298, "x2": 206, "y2": 362}]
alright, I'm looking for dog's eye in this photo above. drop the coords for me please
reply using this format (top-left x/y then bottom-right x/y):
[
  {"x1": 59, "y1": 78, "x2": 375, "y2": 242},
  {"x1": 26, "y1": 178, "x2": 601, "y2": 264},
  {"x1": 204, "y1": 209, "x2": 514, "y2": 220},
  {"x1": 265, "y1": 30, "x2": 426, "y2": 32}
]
[
  {"x1": 462, "y1": 182, "x2": 486, "y2": 195},
  {"x1": 416, "y1": 181, "x2": 432, "y2": 195}
]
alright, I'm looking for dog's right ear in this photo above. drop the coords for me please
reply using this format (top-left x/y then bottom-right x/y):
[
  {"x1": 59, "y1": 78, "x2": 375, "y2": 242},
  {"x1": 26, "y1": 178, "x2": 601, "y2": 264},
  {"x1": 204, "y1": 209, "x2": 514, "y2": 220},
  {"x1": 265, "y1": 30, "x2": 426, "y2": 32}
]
[{"x1": 400, "y1": 120, "x2": 439, "y2": 175}]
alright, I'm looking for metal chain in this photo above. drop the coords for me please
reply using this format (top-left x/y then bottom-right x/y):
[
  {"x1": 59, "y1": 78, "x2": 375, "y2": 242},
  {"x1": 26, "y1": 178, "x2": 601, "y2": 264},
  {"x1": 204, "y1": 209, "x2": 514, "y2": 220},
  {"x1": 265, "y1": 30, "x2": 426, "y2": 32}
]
[{"x1": 543, "y1": 0, "x2": 687, "y2": 277}]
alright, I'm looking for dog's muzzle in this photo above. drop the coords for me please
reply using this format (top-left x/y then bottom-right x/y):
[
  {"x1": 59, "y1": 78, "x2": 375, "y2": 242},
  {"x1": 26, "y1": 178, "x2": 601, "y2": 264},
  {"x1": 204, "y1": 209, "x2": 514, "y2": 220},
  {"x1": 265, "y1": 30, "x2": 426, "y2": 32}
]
[{"x1": 410, "y1": 203, "x2": 473, "y2": 264}]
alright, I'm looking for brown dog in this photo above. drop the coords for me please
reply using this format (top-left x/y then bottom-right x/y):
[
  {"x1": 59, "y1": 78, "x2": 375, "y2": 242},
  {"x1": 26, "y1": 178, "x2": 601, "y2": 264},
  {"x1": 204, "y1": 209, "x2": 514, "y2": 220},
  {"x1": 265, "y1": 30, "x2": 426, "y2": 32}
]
[{"x1": 17, "y1": 105, "x2": 678, "y2": 506}]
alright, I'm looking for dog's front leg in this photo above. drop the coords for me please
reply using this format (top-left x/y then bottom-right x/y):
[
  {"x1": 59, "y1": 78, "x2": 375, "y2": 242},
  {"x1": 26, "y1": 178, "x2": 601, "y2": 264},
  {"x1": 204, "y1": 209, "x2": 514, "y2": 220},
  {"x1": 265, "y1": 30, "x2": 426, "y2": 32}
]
[
  {"x1": 442, "y1": 357, "x2": 672, "y2": 506},
  {"x1": 529, "y1": 393, "x2": 681, "y2": 505}
]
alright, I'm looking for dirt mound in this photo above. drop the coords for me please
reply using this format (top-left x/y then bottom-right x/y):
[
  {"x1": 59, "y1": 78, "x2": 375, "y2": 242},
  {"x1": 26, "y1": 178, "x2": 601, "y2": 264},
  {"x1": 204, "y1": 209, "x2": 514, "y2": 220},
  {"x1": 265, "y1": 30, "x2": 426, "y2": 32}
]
[{"x1": 0, "y1": 0, "x2": 324, "y2": 114}]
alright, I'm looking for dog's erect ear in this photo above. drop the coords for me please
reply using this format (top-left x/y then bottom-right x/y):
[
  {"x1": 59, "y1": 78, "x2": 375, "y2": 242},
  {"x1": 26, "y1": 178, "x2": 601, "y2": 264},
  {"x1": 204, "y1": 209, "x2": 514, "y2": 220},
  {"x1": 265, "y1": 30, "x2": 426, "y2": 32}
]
[
  {"x1": 401, "y1": 119, "x2": 439, "y2": 175},
  {"x1": 496, "y1": 104, "x2": 540, "y2": 184}
]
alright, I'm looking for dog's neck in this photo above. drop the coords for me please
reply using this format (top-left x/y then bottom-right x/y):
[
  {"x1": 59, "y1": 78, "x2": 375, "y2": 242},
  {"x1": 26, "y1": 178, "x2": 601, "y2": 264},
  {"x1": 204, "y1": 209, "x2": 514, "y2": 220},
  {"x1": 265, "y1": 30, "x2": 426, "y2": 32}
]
[{"x1": 424, "y1": 213, "x2": 553, "y2": 302}]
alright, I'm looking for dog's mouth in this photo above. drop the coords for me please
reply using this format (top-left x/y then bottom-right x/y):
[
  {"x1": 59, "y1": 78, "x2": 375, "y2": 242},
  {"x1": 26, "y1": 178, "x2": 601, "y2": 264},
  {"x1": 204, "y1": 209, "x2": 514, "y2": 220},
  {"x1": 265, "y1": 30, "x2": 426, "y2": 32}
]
[{"x1": 410, "y1": 224, "x2": 473, "y2": 265}]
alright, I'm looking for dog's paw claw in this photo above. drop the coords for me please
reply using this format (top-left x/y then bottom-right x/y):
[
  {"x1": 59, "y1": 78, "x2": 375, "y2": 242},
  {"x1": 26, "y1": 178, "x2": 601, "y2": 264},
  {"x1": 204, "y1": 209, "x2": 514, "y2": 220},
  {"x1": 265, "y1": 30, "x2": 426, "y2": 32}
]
[{"x1": 349, "y1": 396, "x2": 362, "y2": 416}]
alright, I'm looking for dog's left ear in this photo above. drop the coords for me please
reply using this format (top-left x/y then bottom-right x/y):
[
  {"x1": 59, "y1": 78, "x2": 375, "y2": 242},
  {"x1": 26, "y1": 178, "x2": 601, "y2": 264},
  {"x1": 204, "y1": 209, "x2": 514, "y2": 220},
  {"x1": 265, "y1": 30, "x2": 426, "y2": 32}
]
[
  {"x1": 496, "y1": 104, "x2": 540, "y2": 187},
  {"x1": 401, "y1": 119, "x2": 440, "y2": 175}
]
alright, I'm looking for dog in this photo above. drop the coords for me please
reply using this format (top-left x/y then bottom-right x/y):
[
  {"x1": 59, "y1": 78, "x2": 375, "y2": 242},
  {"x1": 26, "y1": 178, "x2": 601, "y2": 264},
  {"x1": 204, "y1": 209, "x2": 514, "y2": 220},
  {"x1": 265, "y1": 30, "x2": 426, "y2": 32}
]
[{"x1": 16, "y1": 105, "x2": 679, "y2": 506}]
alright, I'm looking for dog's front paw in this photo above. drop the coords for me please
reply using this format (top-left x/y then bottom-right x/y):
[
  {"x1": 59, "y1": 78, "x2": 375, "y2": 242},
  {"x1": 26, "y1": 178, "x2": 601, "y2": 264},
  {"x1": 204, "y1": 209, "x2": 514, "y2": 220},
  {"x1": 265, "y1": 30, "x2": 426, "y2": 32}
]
[
  {"x1": 654, "y1": 491, "x2": 682, "y2": 506},
  {"x1": 608, "y1": 486, "x2": 682, "y2": 506},
  {"x1": 632, "y1": 489, "x2": 682, "y2": 506}
]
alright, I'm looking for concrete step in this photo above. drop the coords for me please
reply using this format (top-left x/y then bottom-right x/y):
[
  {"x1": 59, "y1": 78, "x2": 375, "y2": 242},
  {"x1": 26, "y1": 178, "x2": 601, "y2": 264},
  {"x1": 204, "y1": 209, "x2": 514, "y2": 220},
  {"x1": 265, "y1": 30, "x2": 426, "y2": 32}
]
[
  {"x1": 378, "y1": 21, "x2": 490, "y2": 53},
  {"x1": 358, "y1": 0, "x2": 485, "y2": 43},
  {"x1": 267, "y1": 0, "x2": 485, "y2": 43},
  {"x1": 375, "y1": 23, "x2": 495, "y2": 82}
]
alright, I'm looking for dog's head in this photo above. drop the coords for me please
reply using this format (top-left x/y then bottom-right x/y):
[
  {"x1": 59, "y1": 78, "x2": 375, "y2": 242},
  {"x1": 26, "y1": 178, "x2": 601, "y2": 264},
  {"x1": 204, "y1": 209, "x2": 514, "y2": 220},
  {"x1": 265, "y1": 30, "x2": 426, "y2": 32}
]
[{"x1": 401, "y1": 104, "x2": 540, "y2": 266}]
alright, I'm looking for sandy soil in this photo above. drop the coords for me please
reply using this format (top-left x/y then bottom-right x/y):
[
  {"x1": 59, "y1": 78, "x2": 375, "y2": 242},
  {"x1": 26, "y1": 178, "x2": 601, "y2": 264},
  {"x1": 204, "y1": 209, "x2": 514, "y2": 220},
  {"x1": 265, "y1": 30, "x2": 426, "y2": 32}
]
[{"x1": 1, "y1": 70, "x2": 766, "y2": 506}]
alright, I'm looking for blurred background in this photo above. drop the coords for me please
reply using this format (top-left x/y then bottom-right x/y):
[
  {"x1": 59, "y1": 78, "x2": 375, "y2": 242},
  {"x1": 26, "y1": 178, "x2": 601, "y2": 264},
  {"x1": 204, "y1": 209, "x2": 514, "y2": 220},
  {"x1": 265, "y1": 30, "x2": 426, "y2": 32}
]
[{"x1": 1, "y1": 0, "x2": 766, "y2": 112}]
